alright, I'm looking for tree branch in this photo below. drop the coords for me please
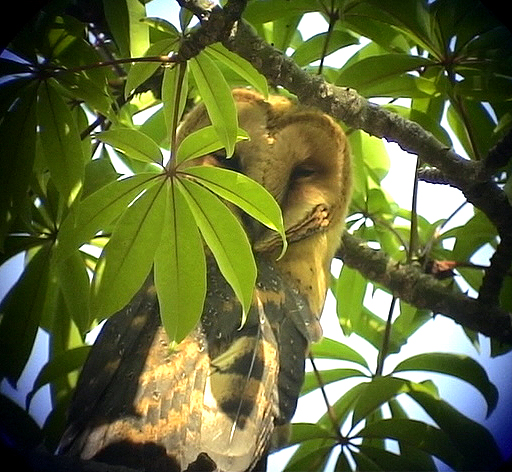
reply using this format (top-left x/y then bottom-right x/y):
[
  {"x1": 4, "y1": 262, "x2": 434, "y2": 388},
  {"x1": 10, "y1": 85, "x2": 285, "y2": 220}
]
[
  {"x1": 222, "y1": 20, "x2": 512, "y2": 238},
  {"x1": 222, "y1": 18, "x2": 512, "y2": 342},
  {"x1": 148, "y1": 6, "x2": 511, "y2": 343},
  {"x1": 337, "y1": 232, "x2": 512, "y2": 344}
]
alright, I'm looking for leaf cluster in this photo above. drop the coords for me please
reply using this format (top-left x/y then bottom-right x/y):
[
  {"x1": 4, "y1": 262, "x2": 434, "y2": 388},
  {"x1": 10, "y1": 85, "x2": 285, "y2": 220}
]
[{"x1": 0, "y1": 0, "x2": 510, "y2": 470}]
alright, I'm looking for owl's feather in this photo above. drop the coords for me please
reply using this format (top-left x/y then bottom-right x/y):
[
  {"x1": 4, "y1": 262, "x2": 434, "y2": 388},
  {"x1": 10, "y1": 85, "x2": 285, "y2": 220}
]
[{"x1": 59, "y1": 90, "x2": 351, "y2": 471}]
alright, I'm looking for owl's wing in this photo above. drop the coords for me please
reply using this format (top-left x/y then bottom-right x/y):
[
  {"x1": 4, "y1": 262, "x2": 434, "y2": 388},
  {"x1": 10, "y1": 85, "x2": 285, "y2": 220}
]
[{"x1": 59, "y1": 257, "x2": 311, "y2": 472}]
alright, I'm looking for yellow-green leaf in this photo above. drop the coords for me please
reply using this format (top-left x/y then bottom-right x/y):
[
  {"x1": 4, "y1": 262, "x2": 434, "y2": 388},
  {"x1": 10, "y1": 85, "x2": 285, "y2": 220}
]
[
  {"x1": 154, "y1": 180, "x2": 206, "y2": 343},
  {"x1": 91, "y1": 180, "x2": 167, "y2": 320},
  {"x1": 205, "y1": 43, "x2": 268, "y2": 97},
  {"x1": 184, "y1": 165, "x2": 286, "y2": 255},
  {"x1": 177, "y1": 178, "x2": 256, "y2": 322},
  {"x1": 96, "y1": 128, "x2": 163, "y2": 164},
  {"x1": 189, "y1": 50, "x2": 238, "y2": 157},
  {"x1": 37, "y1": 79, "x2": 85, "y2": 208}
]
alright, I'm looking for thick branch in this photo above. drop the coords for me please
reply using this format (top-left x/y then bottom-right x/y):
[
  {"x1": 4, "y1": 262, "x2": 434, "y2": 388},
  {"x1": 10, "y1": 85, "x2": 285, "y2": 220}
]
[{"x1": 337, "y1": 232, "x2": 512, "y2": 344}]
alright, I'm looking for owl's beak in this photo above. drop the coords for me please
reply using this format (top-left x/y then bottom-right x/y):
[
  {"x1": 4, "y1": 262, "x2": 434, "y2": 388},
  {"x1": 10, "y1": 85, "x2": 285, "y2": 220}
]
[{"x1": 252, "y1": 204, "x2": 331, "y2": 254}]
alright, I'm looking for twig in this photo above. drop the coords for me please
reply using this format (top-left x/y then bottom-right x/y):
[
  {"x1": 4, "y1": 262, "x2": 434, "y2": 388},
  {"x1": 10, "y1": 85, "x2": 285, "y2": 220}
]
[
  {"x1": 309, "y1": 354, "x2": 344, "y2": 441},
  {"x1": 375, "y1": 297, "x2": 397, "y2": 376}
]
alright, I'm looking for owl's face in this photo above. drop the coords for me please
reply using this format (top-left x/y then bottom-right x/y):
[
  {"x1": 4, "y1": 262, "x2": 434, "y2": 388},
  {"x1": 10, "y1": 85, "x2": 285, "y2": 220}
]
[{"x1": 177, "y1": 89, "x2": 352, "y2": 325}]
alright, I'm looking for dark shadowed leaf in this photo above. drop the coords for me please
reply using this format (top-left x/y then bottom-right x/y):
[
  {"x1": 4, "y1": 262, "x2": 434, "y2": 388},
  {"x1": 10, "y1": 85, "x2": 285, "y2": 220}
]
[
  {"x1": 27, "y1": 345, "x2": 91, "y2": 406},
  {"x1": 408, "y1": 386, "x2": 502, "y2": 470},
  {"x1": 358, "y1": 418, "x2": 464, "y2": 470},
  {"x1": 0, "y1": 394, "x2": 42, "y2": 450},
  {"x1": 0, "y1": 245, "x2": 52, "y2": 381},
  {"x1": 393, "y1": 352, "x2": 498, "y2": 416},
  {"x1": 0, "y1": 82, "x2": 38, "y2": 238}
]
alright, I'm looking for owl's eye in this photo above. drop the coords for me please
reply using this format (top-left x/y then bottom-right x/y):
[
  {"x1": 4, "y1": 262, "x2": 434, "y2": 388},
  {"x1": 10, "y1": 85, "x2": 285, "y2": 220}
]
[
  {"x1": 291, "y1": 164, "x2": 316, "y2": 180},
  {"x1": 211, "y1": 150, "x2": 241, "y2": 172}
]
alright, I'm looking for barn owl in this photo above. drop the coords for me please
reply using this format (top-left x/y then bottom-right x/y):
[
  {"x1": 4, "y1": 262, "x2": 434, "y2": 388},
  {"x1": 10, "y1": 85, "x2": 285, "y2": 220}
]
[{"x1": 59, "y1": 89, "x2": 352, "y2": 472}]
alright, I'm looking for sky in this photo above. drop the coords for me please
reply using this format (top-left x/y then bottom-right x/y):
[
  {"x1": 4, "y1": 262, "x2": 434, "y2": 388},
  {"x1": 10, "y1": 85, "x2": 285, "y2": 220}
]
[{"x1": 1, "y1": 1, "x2": 511, "y2": 471}]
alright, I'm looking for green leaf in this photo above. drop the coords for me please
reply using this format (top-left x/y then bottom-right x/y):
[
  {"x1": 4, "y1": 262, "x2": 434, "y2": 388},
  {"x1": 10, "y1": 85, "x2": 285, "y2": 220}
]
[
  {"x1": 162, "y1": 62, "x2": 189, "y2": 145},
  {"x1": 392, "y1": 300, "x2": 432, "y2": 343},
  {"x1": 301, "y1": 368, "x2": 366, "y2": 395},
  {"x1": 183, "y1": 166, "x2": 286, "y2": 254},
  {"x1": 291, "y1": 30, "x2": 359, "y2": 67},
  {"x1": 446, "y1": 100, "x2": 497, "y2": 160},
  {"x1": 141, "y1": 17, "x2": 180, "y2": 38},
  {"x1": 0, "y1": 244, "x2": 52, "y2": 381},
  {"x1": 361, "y1": 0, "x2": 435, "y2": 54},
  {"x1": 388, "y1": 398, "x2": 438, "y2": 470},
  {"x1": 59, "y1": 70, "x2": 116, "y2": 122},
  {"x1": 337, "y1": 54, "x2": 435, "y2": 93},
  {"x1": 96, "y1": 128, "x2": 163, "y2": 164},
  {"x1": 139, "y1": 106, "x2": 170, "y2": 149},
  {"x1": 37, "y1": 79, "x2": 85, "y2": 208},
  {"x1": 189, "y1": 50, "x2": 238, "y2": 157},
  {"x1": 352, "y1": 377, "x2": 409, "y2": 427},
  {"x1": 103, "y1": 0, "x2": 149, "y2": 58},
  {"x1": 154, "y1": 180, "x2": 206, "y2": 344},
  {"x1": 57, "y1": 251, "x2": 91, "y2": 334},
  {"x1": 384, "y1": 104, "x2": 452, "y2": 148},
  {"x1": 82, "y1": 154, "x2": 120, "y2": 199},
  {"x1": 175, "y1": 125, "x2": 247, "y2": 165},
  {"x1": 335, "y1": 264, "x2": 368, "y2": 335},
  {"x1": 348, "y1": 130, "x2": 390, "y2": 191},
  {"x1": 205, "y1": 43, "x2": 268, "y2": 97},
  {"x1": 27, "y1": 345, "x2": 91, "y2": 406},
  {"x1": 408, "y1": 387, "x2": 502, "y2": 471},
  {"x1": 55, "y1": 173, "x2": 160, "y2": 260},
  {"x1": 177, "y1": 178, "x2": 256, "y2": 323},
  {"x1": 244, "y1": 0, "x2": 318, "y2": 24},
  {"x1": 358, "y1": 418, "x2": 464, "y2": 470},
  {"x1": 288, "y1": 422, "x2": 332, "y2": 446},
  {"x1": 284, "y1": 439, "x2": 335, "y2": 472},
  {"x1": 448, "y1": 210, "x2": 497, "y2": 262},
  {"x1": 309, "y1": 336, "x2": 370, "y2": 370},
  {"x1": 393, "y1": 352, "x2": 499, "y2": 416},
  {"x1": 351, "y1": 450, "x2": 383, "y2": 471},
  {"x1": 357, "y1": 445, "x2": 431, "y2": 471},
  {"x1": 125, "y1": 37, "x2": 179, "y2": 97},
  {"x1": 91, "y1": 180, "x2": 167, "y2": 320},
  {"x1": 0, "y1": 82, "x2": 38, "y2": 236},
  {"x1": 334, "y1": 449, "x2": 352, "y2": 472}
]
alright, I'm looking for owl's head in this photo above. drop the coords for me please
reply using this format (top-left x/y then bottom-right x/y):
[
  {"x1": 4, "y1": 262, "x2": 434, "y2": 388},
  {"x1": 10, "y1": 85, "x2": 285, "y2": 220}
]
[{"x1": 177, "y1": 89, "x2": 352, "y2": 325}]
